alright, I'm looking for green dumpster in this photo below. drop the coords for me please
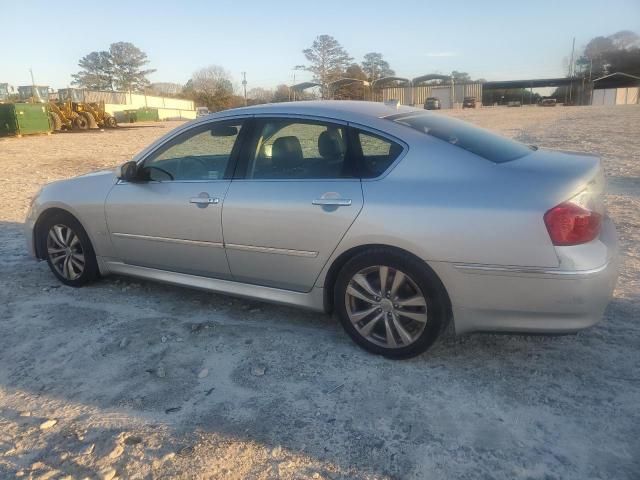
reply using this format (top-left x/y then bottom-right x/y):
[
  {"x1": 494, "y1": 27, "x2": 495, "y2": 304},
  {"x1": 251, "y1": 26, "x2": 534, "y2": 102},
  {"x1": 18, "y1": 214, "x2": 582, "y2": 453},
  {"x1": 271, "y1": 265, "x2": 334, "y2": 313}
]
[
  {"x1": 136, "y1": 107, "x2": 159, "y2": 122},
  {"x1": 0, "y1": 103, "x2": 51, "y2": 136}
]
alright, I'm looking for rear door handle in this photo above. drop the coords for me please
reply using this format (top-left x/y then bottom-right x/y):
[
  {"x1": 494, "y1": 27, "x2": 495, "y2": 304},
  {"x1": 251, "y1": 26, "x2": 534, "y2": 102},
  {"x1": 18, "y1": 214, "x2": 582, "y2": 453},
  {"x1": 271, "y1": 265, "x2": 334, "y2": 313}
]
[
  {"x1": 190, "y1": 197, "x2": 219, "y2": 205},
  {"x1": 312, "y1": 198, "x2": 352, "y2": 206}
]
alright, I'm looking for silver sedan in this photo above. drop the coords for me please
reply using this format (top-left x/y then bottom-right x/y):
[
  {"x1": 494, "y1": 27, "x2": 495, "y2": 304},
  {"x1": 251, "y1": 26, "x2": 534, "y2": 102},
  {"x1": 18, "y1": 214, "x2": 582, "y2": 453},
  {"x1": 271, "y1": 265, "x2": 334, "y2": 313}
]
[{"x1": 25, "y1": 101, "x2": 619, "y2": 358}]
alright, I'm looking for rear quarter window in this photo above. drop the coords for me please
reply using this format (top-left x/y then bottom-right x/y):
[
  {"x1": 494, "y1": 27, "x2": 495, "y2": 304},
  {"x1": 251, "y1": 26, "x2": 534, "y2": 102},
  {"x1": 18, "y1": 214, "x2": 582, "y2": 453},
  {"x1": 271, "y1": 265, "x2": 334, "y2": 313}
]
[
  {"x1": 387, "y1": 112, "x2": 532, "y2": 163},
  {"x1": 357, "y1": 130, "x2": 403, "y2": 178}
]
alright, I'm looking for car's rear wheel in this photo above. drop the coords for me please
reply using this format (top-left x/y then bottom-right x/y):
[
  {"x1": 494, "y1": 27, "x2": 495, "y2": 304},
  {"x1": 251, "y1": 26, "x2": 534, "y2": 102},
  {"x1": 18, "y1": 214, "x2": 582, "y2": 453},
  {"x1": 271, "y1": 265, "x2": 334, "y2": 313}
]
[
  {"x1": 40, "y1": 212, "x2": 98, "y2": 287},
  {"x1": 335, "y1": 249, "x2": 448, "y2": 358}
]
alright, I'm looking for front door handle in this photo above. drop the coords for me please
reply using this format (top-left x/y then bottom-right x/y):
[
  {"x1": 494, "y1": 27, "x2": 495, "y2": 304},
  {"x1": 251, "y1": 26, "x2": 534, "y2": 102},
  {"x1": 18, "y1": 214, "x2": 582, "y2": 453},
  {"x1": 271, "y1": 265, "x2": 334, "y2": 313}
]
[
  {"x1": 189, "y1": 196, "x2": 220, "y2": 205},
  {"x1": 312, "y1": 198, "x2": 352, "y2": 206}
]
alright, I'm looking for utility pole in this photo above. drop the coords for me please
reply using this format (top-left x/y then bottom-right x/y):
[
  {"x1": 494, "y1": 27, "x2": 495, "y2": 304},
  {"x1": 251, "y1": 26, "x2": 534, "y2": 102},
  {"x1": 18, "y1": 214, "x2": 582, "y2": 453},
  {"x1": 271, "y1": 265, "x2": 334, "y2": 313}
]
[
  {"x1": 568, "y1": 37, "x2": 575, "y2": 104},
  {"x1": 29, "y1": 68, "x2": 36, "y2": 103},
  {"x1": 241, "y1": 72, "x2": 247, "y2": 106}
]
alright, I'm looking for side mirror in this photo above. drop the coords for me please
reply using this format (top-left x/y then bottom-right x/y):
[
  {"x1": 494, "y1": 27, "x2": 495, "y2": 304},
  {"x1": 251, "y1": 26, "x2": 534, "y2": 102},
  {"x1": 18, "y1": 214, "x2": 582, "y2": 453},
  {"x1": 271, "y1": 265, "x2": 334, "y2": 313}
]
[{"x1": 116, "y1": 160, "x2": 139, "y2": 182}]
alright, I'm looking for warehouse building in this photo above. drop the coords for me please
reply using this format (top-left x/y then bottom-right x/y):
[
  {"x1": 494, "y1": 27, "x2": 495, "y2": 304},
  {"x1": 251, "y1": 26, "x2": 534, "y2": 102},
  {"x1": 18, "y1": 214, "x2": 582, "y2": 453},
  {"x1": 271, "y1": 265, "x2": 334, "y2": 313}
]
[
  {"x1": 378, "y1": 75, "x2": 483, "y2": 109},
  {"x1": 591, "y1": 72, "x2": 640, "y2": 106}
]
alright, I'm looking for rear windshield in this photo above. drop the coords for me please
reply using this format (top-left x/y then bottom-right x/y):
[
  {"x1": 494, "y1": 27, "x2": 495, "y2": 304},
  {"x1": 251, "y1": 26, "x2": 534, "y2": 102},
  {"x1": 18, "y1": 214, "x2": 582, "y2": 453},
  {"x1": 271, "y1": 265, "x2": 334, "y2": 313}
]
[{"x1": 386, "y1": 112, "x2": 532, "y2": 163}]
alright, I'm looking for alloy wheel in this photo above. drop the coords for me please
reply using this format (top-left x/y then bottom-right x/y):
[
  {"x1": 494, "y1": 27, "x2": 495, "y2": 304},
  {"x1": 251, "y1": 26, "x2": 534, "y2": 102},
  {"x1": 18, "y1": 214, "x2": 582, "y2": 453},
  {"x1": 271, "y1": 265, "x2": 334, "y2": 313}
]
[
  {"x1": 345, "y1": 265, "x2": 428, "y2": 348},
  {"x1": 47, "y1": 224, "x2": 85, "y2": 280}
]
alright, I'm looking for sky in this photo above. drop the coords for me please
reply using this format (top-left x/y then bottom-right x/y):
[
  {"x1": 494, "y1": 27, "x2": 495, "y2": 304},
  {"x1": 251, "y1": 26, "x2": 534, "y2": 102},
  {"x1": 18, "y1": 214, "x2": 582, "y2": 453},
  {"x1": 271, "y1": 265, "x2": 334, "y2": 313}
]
[{"x1": 2, "y1": 0, "x2": 638, "y2": 92}]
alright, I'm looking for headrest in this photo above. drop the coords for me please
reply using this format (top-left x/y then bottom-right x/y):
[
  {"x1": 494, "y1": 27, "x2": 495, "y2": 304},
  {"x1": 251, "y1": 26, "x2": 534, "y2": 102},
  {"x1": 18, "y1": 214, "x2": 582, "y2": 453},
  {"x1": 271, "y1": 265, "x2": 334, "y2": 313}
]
[
  {"x1": 272, "y1": 136, "x2": 303, "y2": 170},
  {"x1": 318, "y1": 130, "x2": 345, "y2": 160}
]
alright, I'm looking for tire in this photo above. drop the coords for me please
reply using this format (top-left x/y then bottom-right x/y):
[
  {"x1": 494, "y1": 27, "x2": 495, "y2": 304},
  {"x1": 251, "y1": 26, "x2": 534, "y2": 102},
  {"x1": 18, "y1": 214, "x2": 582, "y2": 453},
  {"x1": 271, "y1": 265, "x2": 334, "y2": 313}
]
[
  {"x1": 105, "y1": 115, "x2": 117, "y2": 128},
  {"x1": 39, "y1": 211, "x2": 99, "y2": 287},
  {"x1": 49, "y1": 112, "x2": 62, "y2": 131},
  {"x1": 74, "y1": 114, "x2": 89, "y2": 130},
  {"x1": 334, "y1": 248, "x2": 449, "y2": 359}
]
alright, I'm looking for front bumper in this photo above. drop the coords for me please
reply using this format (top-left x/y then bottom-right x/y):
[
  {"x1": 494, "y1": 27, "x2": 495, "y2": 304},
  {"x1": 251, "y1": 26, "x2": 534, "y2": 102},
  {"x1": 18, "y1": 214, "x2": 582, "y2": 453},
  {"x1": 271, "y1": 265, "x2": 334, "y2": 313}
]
[
  {"x1": 433, "y1": 217, "x2": 619, "y2": 334},
  {"x1": 24, "y1": 206, "x2": 38, "y2": 258}
]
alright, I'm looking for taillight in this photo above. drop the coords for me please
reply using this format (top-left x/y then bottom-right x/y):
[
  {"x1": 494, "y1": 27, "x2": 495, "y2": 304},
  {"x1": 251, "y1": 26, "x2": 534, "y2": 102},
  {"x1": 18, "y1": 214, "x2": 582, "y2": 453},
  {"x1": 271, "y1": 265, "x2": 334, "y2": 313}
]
[{"x1": 544, "y1": 202, "x2": 602, "y2": 246}]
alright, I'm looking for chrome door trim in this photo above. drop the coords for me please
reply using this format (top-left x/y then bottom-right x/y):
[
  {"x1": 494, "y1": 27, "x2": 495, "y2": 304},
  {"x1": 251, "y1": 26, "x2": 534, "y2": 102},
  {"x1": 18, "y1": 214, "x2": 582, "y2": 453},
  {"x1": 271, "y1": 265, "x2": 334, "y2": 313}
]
[
  {"x1": 112, "y1": 232, "x2": 224, "y2": 248},
  {"x1": 225, "y1": 243, "x2": 319, "y2": 258},
  {"x1": 312, "y1": 198, "x2": 352, "y2": 206},
  {"x1": 189, "y1": 196, "x2": 220, "y2": 205},
  {"x1": 453, "y1": 261, "x2": 610, "y2": 279}
]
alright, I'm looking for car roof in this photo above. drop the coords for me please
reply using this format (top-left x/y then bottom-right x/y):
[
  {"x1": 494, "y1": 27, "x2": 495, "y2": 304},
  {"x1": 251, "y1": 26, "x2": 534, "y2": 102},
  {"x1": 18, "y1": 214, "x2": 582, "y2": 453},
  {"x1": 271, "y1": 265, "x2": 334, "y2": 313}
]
[{"x1": 211, "y1": 100, "x2": 421, "y2": 124}]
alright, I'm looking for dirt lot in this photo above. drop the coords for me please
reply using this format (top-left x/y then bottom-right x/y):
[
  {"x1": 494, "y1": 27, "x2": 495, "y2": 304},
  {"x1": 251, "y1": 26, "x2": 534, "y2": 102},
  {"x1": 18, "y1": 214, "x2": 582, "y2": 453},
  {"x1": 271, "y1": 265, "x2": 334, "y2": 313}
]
[{"x1": 0, "y1": 106, "x2": 639, "y2": 479}]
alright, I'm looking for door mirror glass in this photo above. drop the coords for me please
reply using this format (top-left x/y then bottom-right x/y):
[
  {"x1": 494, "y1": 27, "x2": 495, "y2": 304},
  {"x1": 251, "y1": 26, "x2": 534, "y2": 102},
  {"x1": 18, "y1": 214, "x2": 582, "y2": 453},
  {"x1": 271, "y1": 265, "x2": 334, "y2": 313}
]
[{"x1": 116, "y1": 161, "x2": 139, "y2": 181}]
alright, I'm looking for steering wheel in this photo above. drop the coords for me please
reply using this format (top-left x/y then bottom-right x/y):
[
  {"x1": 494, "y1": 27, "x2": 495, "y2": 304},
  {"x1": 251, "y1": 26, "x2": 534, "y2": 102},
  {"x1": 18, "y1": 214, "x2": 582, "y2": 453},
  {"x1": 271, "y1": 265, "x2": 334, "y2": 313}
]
[{"x1": 146, "y1": 165, "x2": 174, "y2": 181}]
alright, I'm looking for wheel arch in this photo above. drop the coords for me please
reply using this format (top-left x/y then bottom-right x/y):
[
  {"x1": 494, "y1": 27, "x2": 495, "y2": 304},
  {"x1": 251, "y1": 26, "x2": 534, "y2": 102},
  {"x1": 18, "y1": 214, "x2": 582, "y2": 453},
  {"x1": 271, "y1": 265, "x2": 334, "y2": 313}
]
[{"x1": 322, "y1": 243, "x2": 453, "y2": 318}]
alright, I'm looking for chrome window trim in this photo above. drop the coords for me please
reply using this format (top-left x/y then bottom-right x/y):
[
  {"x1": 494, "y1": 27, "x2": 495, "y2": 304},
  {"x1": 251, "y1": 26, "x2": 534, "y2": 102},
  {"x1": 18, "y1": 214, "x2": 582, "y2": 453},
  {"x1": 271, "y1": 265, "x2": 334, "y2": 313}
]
[
  {"x1": 251, "y1": 112, "x2": 349, "y2": 126},
  {"x1": 116, "y1": 179, "x2": 231, "y2": 185},
  {"x1": 112, "y1": 232, "x2": 223, "y2": 248}
]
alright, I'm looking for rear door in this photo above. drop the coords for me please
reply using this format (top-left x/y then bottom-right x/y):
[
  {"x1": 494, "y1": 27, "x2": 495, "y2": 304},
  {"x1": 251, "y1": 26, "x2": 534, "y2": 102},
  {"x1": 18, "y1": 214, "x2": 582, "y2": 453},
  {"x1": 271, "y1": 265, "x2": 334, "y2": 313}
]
[{"x1": 222, "y1": 117, "x2": 363, "y2": 292}]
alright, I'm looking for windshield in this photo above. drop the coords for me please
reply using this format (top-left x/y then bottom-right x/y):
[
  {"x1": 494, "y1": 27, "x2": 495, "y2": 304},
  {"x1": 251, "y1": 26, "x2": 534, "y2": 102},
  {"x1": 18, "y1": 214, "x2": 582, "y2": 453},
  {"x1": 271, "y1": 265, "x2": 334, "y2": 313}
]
[{"x1": 386, "y1": 112, "x2": 532, "y2": 163}]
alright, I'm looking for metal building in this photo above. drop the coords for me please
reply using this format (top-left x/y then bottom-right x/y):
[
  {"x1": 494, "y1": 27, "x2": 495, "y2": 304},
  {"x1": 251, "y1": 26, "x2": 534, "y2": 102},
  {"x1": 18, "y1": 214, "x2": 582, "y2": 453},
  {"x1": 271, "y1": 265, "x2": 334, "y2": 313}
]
[
  {"x1": 591, "y1": 72, "x2": 640, "y2": 106},
  {"x1": 380, "y1": 75, "x2": 482, "y2": 108}
]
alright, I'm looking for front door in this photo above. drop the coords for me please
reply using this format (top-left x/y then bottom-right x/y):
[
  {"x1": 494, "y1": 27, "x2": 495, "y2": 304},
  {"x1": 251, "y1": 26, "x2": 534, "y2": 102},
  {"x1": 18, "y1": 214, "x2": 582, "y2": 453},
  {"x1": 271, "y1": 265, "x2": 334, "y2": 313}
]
[
  {"x1": 105, "y1": 120, "x2": 245, "y2": 278},
  {"x1": 222, "y1": 118, "x2": 364, "y2": 291}
]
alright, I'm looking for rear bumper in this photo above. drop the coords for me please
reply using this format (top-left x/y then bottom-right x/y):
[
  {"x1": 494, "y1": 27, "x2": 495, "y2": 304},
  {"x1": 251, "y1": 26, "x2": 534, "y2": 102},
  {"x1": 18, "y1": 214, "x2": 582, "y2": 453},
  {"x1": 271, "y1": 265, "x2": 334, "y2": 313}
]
[{"x1": 433, "y1": 217, "x2": 619, "y2": 334}]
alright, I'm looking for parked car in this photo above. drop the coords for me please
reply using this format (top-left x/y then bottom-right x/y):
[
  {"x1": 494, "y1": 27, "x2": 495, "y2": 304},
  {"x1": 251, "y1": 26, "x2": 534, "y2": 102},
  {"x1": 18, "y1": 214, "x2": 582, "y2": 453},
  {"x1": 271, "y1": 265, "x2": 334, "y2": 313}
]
[
  {"x1": 462, "y1": 97, "x2": 477, "y2": 108},
  {"x1": 196, "y1": 106, "x2": 210, "y2": 117},
  {"x1": 540, "y1": 98, "x2": 557, "y2": 107},
  {"x1": 25, "y1": 101, "x2": 618, "y2": 358},
  {"x1": 507, "y1": 101, "x2": 522, "y2": 107},
  {"x1": 424, "y1": 97, "x2": 441, "y2": 110}
]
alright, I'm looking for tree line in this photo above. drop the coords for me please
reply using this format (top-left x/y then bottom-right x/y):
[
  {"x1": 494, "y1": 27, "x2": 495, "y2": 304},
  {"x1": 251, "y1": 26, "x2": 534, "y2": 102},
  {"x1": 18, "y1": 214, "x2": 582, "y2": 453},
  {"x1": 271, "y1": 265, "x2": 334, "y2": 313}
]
[
  {"x1": 71, "y1": 31, "x2": 639, "y2": 111},
  {"x1": 71, "y1": 35, "x2": 400, "y2": 110}
]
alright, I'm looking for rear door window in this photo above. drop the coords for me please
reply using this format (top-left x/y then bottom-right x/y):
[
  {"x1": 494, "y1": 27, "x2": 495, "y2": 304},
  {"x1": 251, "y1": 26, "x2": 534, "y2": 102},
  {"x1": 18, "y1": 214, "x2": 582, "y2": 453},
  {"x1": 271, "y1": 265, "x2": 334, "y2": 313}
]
[{"x1": 246, "y1": 119, "x2": 355, "y2": 179}]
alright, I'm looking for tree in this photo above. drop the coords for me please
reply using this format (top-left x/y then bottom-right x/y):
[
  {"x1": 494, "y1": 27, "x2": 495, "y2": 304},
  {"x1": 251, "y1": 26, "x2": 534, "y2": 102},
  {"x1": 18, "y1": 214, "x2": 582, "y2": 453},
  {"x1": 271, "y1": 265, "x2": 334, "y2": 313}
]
[
  {"x1": 148, "y1": 82, "x2": 185, "y2": 97},
  {"x1": 361, "y1": 52, "x2": 394, "y2": 82},
  {"x1": 186, "y1": 65, "x2": 235, "y2": 111},
  {"x1": 333, "y1": 64, "x2": 368, "y2": 100},
  {"x1": 71, "y1": 51, "x2": 114, "y2": 90},
  {"x1": 575, "y1": 30, "x2": 640, "y2": 79},
  {"x1": 247, "y1": 87, "x2": 273, "y2": 104},
  {"x1": 451, "y1": 71, "x2": 472, "y2": 82},
  {"x1": 303, "y1": 35, "x2": 352, "y2": 98},
  {"x1": 72, "y1": 42, "x2": 155, "y2": 91},
  {"x1": 109, "y1": 42, "x2": 156, "y2": 91},
  {"x1": 272, "y1": 84, "x2": 291, "y2": 102}
]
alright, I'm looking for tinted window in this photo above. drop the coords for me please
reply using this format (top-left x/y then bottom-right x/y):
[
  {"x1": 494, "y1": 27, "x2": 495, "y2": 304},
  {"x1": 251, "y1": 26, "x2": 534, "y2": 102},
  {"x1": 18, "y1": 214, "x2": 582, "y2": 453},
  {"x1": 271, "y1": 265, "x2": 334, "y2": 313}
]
[
  {"x1": 387, "y1": 112, "x2": 531, "y2": 163},
  {"x1": 247, "y1": 120, "x2": 353, "y2": 179},
  {"x1": 143, "y1": 122, "x2": 242, "y2": 181},
  {"x1": 357, "y1": 131, "x2": 403, "y2": 178}
]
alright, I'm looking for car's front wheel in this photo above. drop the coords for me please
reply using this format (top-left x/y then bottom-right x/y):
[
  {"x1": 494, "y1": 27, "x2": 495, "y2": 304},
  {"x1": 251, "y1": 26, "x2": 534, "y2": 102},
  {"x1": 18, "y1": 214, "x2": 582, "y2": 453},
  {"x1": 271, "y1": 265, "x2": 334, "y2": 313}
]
[
  {"x1": 40, "y1": 212, "x2": 99, "y2": 287},
  {"x1": 335, "y1": 249, "x2": 448, "y2": 359}
]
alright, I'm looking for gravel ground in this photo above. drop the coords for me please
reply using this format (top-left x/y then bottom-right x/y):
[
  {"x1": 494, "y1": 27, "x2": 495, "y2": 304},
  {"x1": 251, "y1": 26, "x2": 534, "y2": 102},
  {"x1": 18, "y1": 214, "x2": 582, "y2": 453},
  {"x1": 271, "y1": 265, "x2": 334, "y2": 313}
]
[{"x1": 0, "y1": 106, "x2": 638, "y2": 479}]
